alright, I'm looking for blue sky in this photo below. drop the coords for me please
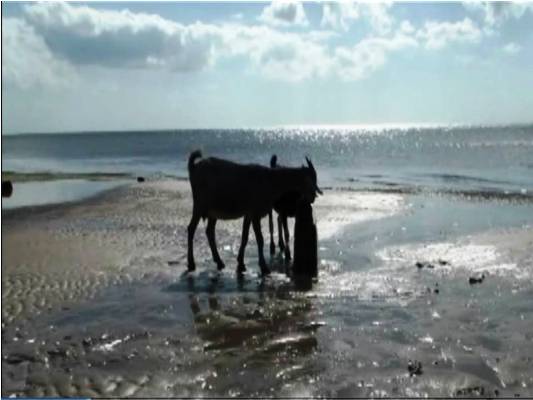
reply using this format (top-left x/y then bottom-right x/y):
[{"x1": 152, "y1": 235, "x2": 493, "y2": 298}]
[{"x1": 2, "y1": 1, "x2": 533, "y2": 134}]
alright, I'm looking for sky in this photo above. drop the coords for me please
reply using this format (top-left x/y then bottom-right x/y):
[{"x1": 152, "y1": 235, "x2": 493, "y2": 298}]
[{"x1": 1, "y1": 1, "x2": 533, "y2": 134}]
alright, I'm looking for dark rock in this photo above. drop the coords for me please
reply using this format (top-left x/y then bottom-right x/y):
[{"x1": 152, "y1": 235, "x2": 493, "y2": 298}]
[
  {"x1": 438, "y1": 259, "x2": 449, "y2": 266},
  {"x1": 137, "y1": 176, "x2": 145, "y2": 183},
  {"x1": 2, "y1": 180, "x2": 13, "y2": 197},
  {"x1": 415, "y1": 261, "x2": 435, "y2": 269},
  {"x1": 469, "y1": 274, "x2": 485, "y2": 285},
  {"x1": 407, "y1": 360, "x2": 423, "y2": 376},
  {"x1": 4, "y1": 353, "x2": 37, "y2": 365},
  {"x1": 456, "y1": 386, "x2": 485, "y2": 396},
  {"x1": 47, "y1": 348, "x2": 68, "y2": 358}
]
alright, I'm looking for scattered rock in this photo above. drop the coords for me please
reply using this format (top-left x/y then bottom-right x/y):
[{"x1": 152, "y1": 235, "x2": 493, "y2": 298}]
[
  {"x1": 456, "y1": 386, "x2": 485, "y2": 396},
  {"x1": 407, "y1": 360, "x2": 423, "y2": 376},
  {"x1": 137, "y1": 176, "x2": 145, "y2": 183},
  {"x1": 438, "y1": 259, "x2": 449, "y2": 266},
  {"x1": 47, "y1": 348, "x2": 69, "y2": 359},
  {"x1": 469, "y1": 274, "x2": 485, "y2": 285},
  {"x1": 416, "y1": 261, "x2": 434, "y2": 269},
  {"x1": 4, "y1": 352, "x2": 37, "y2": 365},
  {"x1": 2, "y1": 180, "x2": 13, "y2": 197}
]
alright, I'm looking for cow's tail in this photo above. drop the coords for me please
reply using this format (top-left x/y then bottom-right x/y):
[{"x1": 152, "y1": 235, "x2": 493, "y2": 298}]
[{"x1": 188, "y1": 150, "x2": 202, "y2": 176}]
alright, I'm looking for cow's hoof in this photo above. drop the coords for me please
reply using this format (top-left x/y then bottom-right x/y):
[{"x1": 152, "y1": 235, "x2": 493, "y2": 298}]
[
  {"x1": 187, "y1": 264, "x2": 196, "y2": 272},
  {"x1": 217, "y1": 262, "x2": 226, "y2": 271},
  {"x1": 237, "y1": 263, "x2": 246, "y2": 274},
  {"x1": 270, "y1": 243, "x2": 276, "y2": 255},
  {"x1": 260, "y1": 266, "x2": 271, "y2": 276}
]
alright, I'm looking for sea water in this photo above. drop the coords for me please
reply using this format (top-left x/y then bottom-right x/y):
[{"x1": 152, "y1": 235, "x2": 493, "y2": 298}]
[{"x1": 3, "y1": 124, "x2": 533, "y2": 194}]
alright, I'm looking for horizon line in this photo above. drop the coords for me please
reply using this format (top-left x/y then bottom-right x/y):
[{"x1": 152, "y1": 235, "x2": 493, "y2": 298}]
[{"x1": 2, "y1": 121, "x2": 533, "y2": 136}]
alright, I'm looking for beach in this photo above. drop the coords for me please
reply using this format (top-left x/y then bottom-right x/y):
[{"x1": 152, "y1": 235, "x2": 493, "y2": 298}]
[
  {"x1": 2, "y1": 176, "x2": 533, "y2": 397},
  {"x1": 3, "y1": 0, "x2": 533, "y2": 395}
]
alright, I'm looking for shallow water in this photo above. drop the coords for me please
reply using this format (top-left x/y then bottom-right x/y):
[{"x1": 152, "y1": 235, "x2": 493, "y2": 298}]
[
  {"x1": 1, "y1": 179, "x2": 128, "y2": 209},
  {"x1": 3, "y1": 125, "x2": 533, "y2": 395},
  {"x1": 3, "y1": 190, "x2": 533, "y2": 397}
]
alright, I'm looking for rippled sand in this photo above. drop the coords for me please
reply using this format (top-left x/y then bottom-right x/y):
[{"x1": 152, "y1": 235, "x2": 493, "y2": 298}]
[
  {"x1": 2, "y1": 180, "x2": 533, "y2": 397},
  {"x1": 2, "y1": 181, "x2": 189, "y2": 324},
  {"x1": 1, "y1": 180, "x2": 391, "y2": 323}
]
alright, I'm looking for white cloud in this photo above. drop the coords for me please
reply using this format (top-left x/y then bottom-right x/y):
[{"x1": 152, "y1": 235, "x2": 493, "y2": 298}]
[
  {"x1": 23, "y1": 2, "x2": 221, "y2": 71},
  {"x1": 333, "y1": 32, "x2": 418, "y2": 81},
  {"x1": 400, "y1": 20, "x2": 415, "y2": 34},
  {"x1": 9, "y1": 2, "x2": 327, "y2": 84},
  {"x1": 463, "y1": 1, "x2": 533, "y2": 28},
  {"x1": 417, "y1": 18, "x2": 482, "y2": 49},
  {"x1": 259, "y1": 1, "x2": 308, "y2": 27},
  {"x1": 218, "y1": 24, "x2": 332, "y2": 82},
  {"x1": 503, "y1": 42, "x2": 522, "y2": 55},
  {"x1": 321, "y1": 2, "x2": 360, "y2": 31},
  {"x1": 1, "y1": 1, "x2": 500, "y2": 89},
  {"x1": 1, "y1": 17, "x2": 76, "y2": 88},
  {"x1": 320, "y1": 2, "x2": 393, "y2": 34},
  {"x1": 365, "y1": 2, "x2": 394, "y2": 35}
]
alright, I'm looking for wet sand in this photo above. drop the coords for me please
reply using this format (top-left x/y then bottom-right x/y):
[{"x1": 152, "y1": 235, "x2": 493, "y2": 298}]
[
  {"x1": 2, "y1": 180, "x2": 406, "y2": 324},
  {"x1": 2, "y1": 179, "x2": 533, "y2": 397}
]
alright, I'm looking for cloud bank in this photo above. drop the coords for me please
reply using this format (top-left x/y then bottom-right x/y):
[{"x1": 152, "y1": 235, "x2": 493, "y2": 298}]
[
  {"x1": 259, "y1": 0, "x2": 308, "y2": 27},
  {"x1": 2, "y1": 1, "x2": 524, "y2": 88}
]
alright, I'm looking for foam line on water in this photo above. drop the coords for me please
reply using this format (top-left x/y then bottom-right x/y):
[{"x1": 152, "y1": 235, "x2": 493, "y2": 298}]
[{"x1": 315, "y1": 191, "x2": 406, "y2": 240}]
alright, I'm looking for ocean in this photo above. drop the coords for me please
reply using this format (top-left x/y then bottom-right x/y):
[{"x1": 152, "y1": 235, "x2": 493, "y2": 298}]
[{"x1": 3, "y1": 124, "x2": 533, "y2": 199}]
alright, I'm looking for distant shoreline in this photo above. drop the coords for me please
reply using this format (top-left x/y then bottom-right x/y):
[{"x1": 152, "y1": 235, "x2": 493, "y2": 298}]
[
  {"x1": 1, "y1": 170, "x2": 188, "y2": 183},
  {"x1": 0, "y1": 174, "x2": 189, "y2": 211},
  {"x1": 2, "y1": 122, "x2": 533, "y2": 137},
  {"x1": 1, "y1": 170, "x2": 132, "y2": 183}
]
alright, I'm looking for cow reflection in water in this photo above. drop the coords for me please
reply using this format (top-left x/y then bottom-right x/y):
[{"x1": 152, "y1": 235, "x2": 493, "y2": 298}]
[{"x1": 184, "y1": 273, "x2": 320, "y2": 356}]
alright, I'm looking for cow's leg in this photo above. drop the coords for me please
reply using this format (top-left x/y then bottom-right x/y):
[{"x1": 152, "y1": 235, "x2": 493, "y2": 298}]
[
  {"x1": 187, "y1": 210, "x2": 201, "y2": 271},
  {"x1": 252, "y1": 217, "x2": 270, "y2": 276},
  {"x1": 237, "y1": 216, "x2": 251, "y2": 273},
  {"x1": 278, "y1": 215, "x2": 285, "y2": 252},
  {"x1": 206, "y1": 217, "x2": 225, "y2": 270},
  {"x1": 283, "y1": 216, "x2": 291, "y2": 261},
  {"x1": 269, "y1": 211, "x2": 276, "y2": 255}
]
